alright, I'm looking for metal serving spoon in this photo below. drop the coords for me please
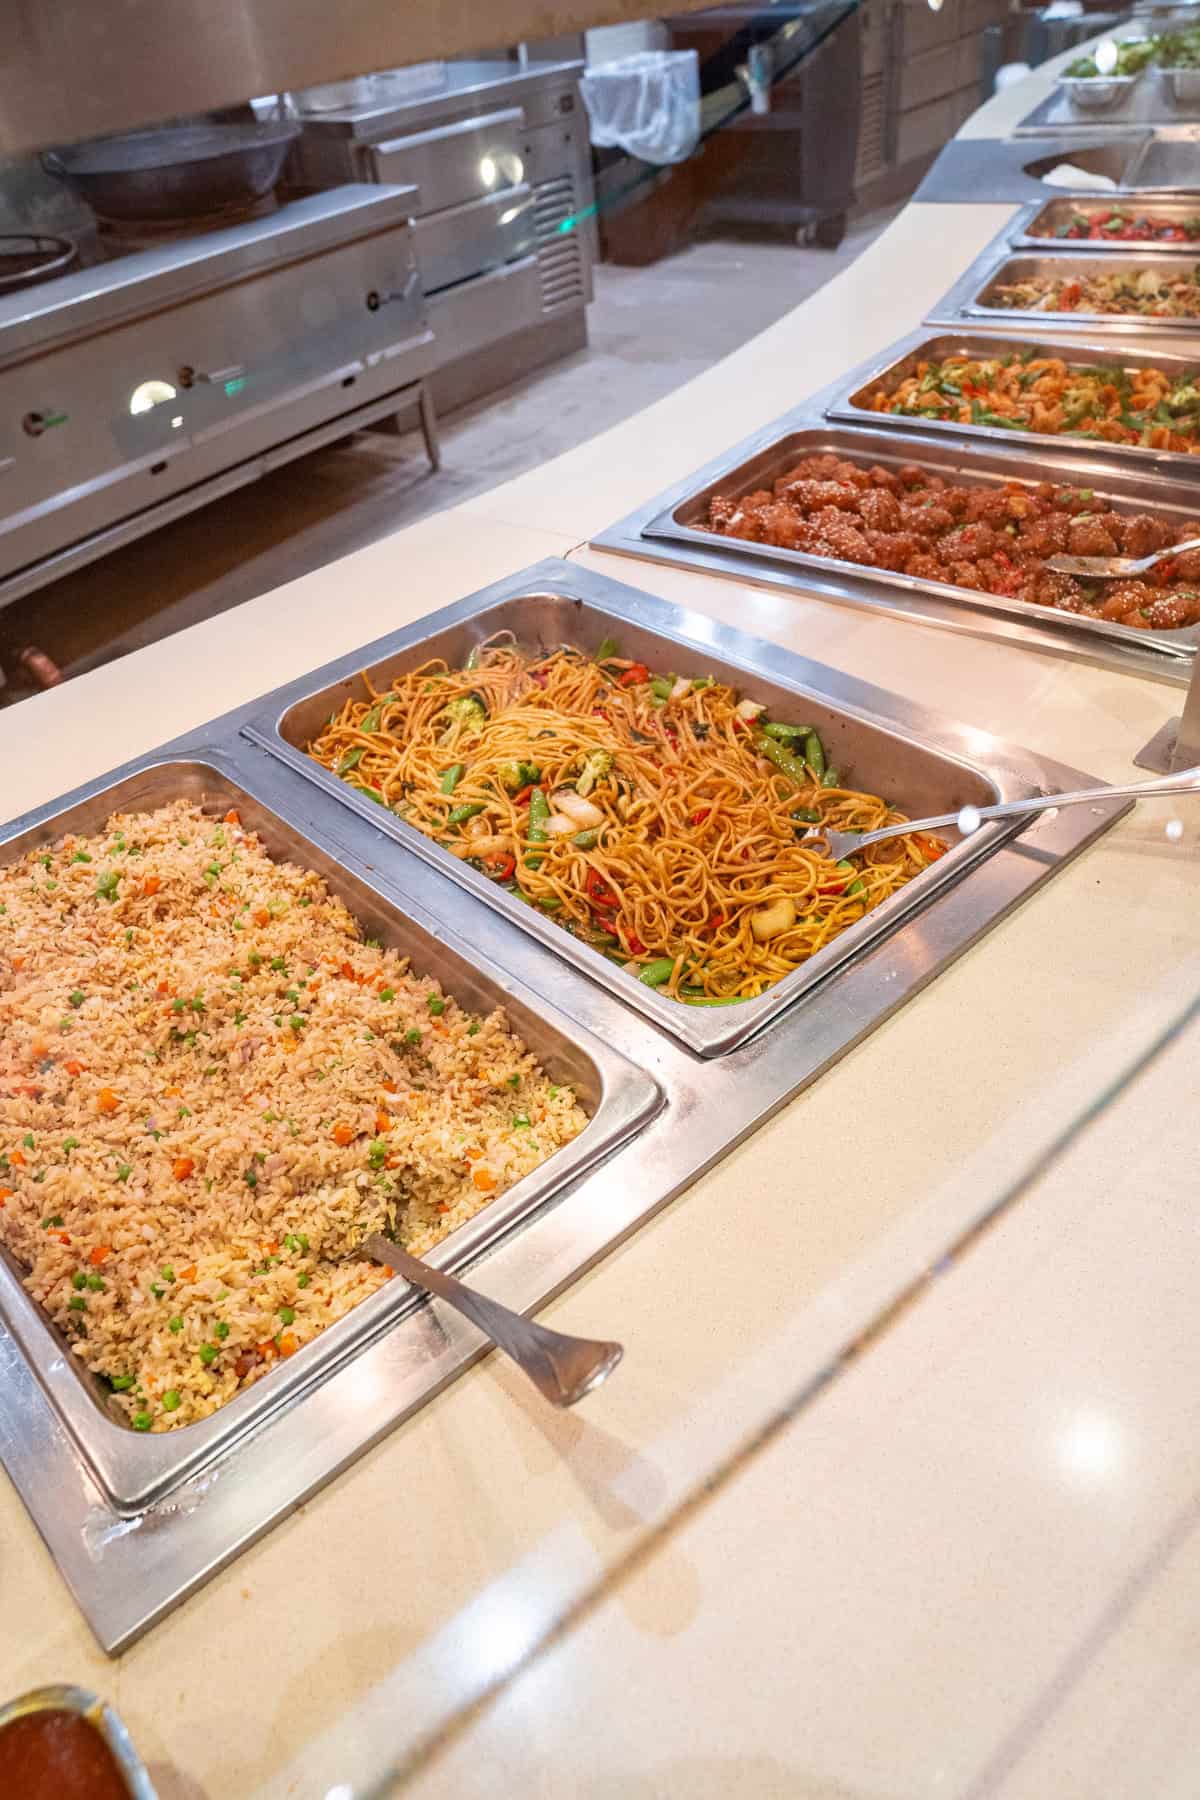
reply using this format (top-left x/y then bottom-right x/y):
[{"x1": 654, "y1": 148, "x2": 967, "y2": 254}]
[
  {"x1": 361, "y1": 1232, "x2": 623, "y2": 1407},
  {"x1": 1047, "y1": 536, "x2": 1200, "y2": 581},
  {"x1": 807, "y1": 762, "x2": 1200, "y2": 863}
]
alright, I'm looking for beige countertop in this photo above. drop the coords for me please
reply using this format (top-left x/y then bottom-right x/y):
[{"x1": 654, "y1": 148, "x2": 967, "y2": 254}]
[{"x1": 3, "y1": 43, "x2": 1200, "y2": 1800}]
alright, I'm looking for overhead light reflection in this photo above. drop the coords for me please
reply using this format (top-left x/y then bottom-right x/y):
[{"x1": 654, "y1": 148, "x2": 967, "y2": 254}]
[
  {"x1": 1058, "y1": 1412, "x2": 1123, "y2": 1482},
  {"x1": 129, "y1": 378, "x2": 177, "y2": 416}
]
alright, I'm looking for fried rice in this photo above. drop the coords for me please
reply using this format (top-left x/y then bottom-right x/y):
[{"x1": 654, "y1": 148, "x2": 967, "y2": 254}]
[{"x1": 0, "y1": 799, "x2": 588, "y2": 1432}]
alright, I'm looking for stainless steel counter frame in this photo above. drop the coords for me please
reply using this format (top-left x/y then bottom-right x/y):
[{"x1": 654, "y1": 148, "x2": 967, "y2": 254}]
[
  {"x1": 594, "y1": 376, "x2": 1197, "y2": 687},
  {"x1": 0, "y1": 558, "x2": 1126, "y2": 1653}
]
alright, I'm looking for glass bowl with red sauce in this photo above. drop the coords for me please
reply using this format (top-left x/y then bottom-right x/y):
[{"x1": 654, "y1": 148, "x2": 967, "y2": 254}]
[{"x1": 0, "y1": 1685, "x2": 155, "y2": 1798}]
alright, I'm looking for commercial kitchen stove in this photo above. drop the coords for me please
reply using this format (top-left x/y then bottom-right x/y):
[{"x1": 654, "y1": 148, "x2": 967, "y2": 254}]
[{"x1": 0, "y1": 184, "x2": 437, "y2": 611}]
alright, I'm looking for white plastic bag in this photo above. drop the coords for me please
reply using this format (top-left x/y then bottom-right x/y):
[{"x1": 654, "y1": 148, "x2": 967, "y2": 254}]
[{"x1": 580, "y1": 50, "x2": 701, "y2": 166}]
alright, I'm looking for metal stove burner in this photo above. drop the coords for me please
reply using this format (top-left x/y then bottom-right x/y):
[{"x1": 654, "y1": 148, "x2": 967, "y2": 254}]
[
  {"x1": 96, "y1": 192, "x2": 279, "y2": 258},
  {"x1": 0, "y1": 234, "x2": 78, "y2": 291}
]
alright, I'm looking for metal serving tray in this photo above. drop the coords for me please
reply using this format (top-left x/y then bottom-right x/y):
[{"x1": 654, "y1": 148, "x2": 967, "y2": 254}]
[
  {"x1": 0, "y1": 558, "x2": 1130, "y2": 1652},
  {"x1": 1012, "y1": 193, "x2": 1200, "y2": 251},
  {"x1": 0, "y1": 750, "x2": 661, "y2": 1514},
  {"x1": 825, "y1": 329, "x2": 1200, "y2": 484},
  {"x1": 1015, "y1": 73, "x2": 1200, "y2": 134},
  {"x1": 246, "y1": 591, "x2": 1031, "y2": 1060},
  {"x1": 928, "y1": 245, "x2": 1200, "y2": 337},
  {"x1": 632, "y1": 420, "x2": 1200, "y2": 663}
]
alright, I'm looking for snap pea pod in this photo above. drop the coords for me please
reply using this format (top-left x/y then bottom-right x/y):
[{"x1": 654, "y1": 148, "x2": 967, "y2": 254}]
[
  {"x1": 465, "y1": 645, "x2": 482, "y2": 672},
  {"x1": 595, "y1": 635, "x2": 620, "y2": 662},
  {"x1": 836, "y1": 858, "x2": 866, "y2": 899},
  {"x1": 526, "y1": 786, "x2": 550, "y2": 868},
  {"x1": 791, "y1": 806, "x2": 821, "y2": 824},
  {"x1": 649, "y1": 675, "x2": 674, "y2": 702},
  {"x1": 761, "y1": 721, "x2": 814, "y2": 741},
  {"x1": 681, "y1": 994, "x2": 747, "y2": 1007},
  {"x1": 537, "y1": 895, "x2": 563, "y2": 911},
  {"x1": 803, "y1": 731, "x2": 826, "y2": 781},
  {"x1": 755, "y1": 732, "x2": 809, "y2": 786},
  {"x1": 447, "y1": 801, "x2": 486, "y2": 826},
  {"x1": 572, "y1": 828, "x2": 601, "y2": 850},
  {"x1": 439, "y1": 763, "x2": 464, "y2": 795},
  {"x1": 637, "y1": 957, "x2": 677, "y2": 988},
  {"x1": 820, "y1": 767, "x2": 841, "y2": 789}
]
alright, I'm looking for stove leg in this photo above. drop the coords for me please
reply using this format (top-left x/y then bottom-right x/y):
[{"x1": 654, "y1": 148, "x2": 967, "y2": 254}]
[
  {"x1": 16, "y1": 647, "x2": 63, "y2": 690},
  {"x1": 417, "y1": 382, "x2": 441, "y2": 474}
]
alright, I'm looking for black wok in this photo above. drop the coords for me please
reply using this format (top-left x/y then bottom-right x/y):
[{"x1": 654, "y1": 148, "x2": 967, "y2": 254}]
[{"x1": 42, "y1": 120, "x2": 300, "y2": 223}]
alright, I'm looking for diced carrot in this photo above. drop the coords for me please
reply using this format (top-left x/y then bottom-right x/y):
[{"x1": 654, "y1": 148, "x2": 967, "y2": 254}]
[
  {"x1": 257, "y1": 1340, "x2": 277, "y2": 1360},
  {"x1": 97, "y1": 1087, "x2": 119, "y2": 1113},
  {"x1": 64, "y1": 1060, "x2": 84, "y2": 1078},
  {"x1": 437, "y1": 1202, "x2": 450, "y2": 1214},
  {"x1": 164, "y1": 1085, "x2": 182, "y2": 1098},
  {"x1": 224, "y1": 809, "x2": 240, "y2": 825},
  {"x1": 31, "y1": 1040, "x2": 49, "y2": 1059},
  {"x1": 254, "y1": 908, "x2": 270, "y2": 927},
  {"x1": 52, "y1": 1231, "x2": 70, "y2": 1245},
  {"x1": 463, "y1": 1147, "x2": 482, "y2": 1162},
  {"x1": 263, "y1": 1241, "x2": 279, "y2": 1255},
  {"x1": 280, "y1": 1036, "x2": 298, "y2": 1054},
  {"x1": 179, "y1": 1264, "x2": 197, "y2": 1281},
  {"x1": 89, "y1": 1245, "x2": 112, "y2": 1266},
  {"x1": 375, "y1": 1110, "x2": 391, "y2": 1135},
  {"x1": 379, "y1": 1078, "x2": 397, "y2": 1095},
  {"x1": 472, "y1": 1168, "x2": 496, "y2": 1193},
  {"x1": 340, "y1": 960, "x2": 356, "y2": 982},
  {"x1": 173, "y1": 1157, "x2": 194, "y2": 1182},
  {"x1": 9, "y1": 1150, "x2": 24, "y2": 1168},
  {"x1": 332, "y1": 1123, "x2": 353, "y2": 1147},
  {"x1": 142, "y1": 875, "x2": 162, "y2": 897},
  {"x1": 278, "y1": 1332, "x2": 299, "y2": 1357},
  {"x1": 385, "y1": 1154, "x2": 401, "y2": 1170},
  {"x1": 0, "y1": 1189, "x2": 10, "y2": 1207},
  {"x1": 11, "y1": 956, "x2": 25, "y2": 971}
]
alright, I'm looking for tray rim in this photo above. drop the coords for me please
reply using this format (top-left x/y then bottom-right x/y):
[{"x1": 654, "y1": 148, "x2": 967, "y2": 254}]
[
  {"x1": 0, "y1": 744, "x2": 662, "y2": 1513},
  {"x1": 241, "y1": 576, "x2": 1044, "y2": 1060}
]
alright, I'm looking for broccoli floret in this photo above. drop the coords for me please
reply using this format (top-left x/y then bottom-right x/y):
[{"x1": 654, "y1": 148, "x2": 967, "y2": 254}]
[
  {"x1": 498, "y1": 760, "x2": 542, "y2": 792},
  {"x1": 576, "y1": 749, "x2": 614, "y2": 797},
  {"x1": 1167, "y1": 384, "x2": 1200, "y2": 414},
  {"x1": 439, "y1": 692, "x2": 488, "y2": 744}
]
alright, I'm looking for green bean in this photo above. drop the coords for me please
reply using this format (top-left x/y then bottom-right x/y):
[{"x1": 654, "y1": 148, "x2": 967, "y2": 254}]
[
  {"x1": 447, "y1": 801, "x2": 485, "y2": 826},
  {"x1": 571, "y1": 828, "x2": 601, "y2": 850},
  {"x1": 439, "y1": 763, "x2": 464, "y2": 795},
  {"x1": 595, "y1": 635, "x2": 620, "y2": 662},
  {"x1": 755, "y1": 732, "x2": 809, "y2": 786},
  {"x1": 638, "y1": 957, "x2": 677, "y2": 988},
  {"x1": 821, "y1": 767, "x2": 841, "y2": 788},
  {"x1": 526, "y1": 786, "x2": 550, "y2": 868},
  {"x1": 761, "y1": 721, "x2": 813, "y2": 740},
  {"x1": 803, "y1": 731, "x2": 826, "y2": 780}
]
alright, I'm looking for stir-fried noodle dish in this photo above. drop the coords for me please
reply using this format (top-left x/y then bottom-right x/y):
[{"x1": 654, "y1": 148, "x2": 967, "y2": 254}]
[{"x1": 307, "y1": 637, "x2": 947, "y2": 1006}]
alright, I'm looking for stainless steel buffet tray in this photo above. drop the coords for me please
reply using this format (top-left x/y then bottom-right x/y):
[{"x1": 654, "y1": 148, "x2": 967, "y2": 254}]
[
  {"x1": 1015, "y1": 74, "x2": 1200, "y2": 134},
  {"x1": 245, "y1": 588, "x2": 1027, "y2": 1059},
  {"x1": 825, "y1": 329, "x2": 1200, "y2": 484},
  {"x1": 629, "y1": 419, "x2": 1200, "y2": 662},
  {"x1": 0, "y1": 750, "x2": 661, "y2": 1515},
  {"x1": 1011, "y1": 192, "x2": 1200, "y2": 251},
  {"x1": 0, "y1": 558, "x2": 1130, "y2": 1652},
  {"x1": 593, "y1": 414, "x2": 1200, "y2": 680},
  {"x1": 927, "y1": 244, "x2": 1200, "y2": 336}
]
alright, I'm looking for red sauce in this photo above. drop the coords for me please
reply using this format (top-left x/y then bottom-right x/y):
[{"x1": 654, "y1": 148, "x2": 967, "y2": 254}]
[{"x1": 0, "y1": 1709, "x2": 131, "y2": 1799}]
